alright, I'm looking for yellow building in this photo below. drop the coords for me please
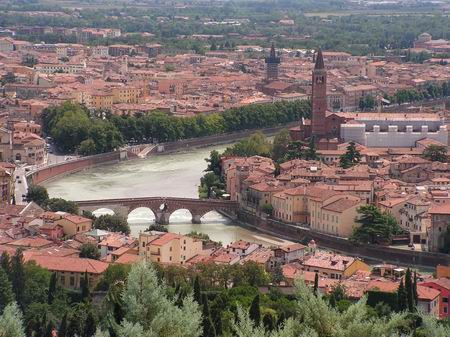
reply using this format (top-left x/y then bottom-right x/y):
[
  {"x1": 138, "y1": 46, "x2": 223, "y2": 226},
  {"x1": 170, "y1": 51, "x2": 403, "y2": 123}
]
[
  {"x1": 320, "y1": 197, "x2": 361, "y2": 237},
  {"x1": 139, "y1": 232, "x2": 203, "y2": 265},
  {"x1": 272, "y1": 187, "x2": 309, "y2": 223},
  {"x1": 112, "y1": 86, "x2": 142, "y2": 104},
  {"x1": 55, "y1": 215, "x2": 93, "y2": 236},
  {"x1": 308, "y1": 189, "x2": 361, "y2": 237},
  {"x1": 90, "y1": 91, "x2": 114, "y2": 110}
]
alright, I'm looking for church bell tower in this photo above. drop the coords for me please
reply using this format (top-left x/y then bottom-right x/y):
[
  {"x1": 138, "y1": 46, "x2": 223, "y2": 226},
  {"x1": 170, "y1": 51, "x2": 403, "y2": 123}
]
[{"x1": 311, "y1": 48, "x2": 327, "y2": 138}]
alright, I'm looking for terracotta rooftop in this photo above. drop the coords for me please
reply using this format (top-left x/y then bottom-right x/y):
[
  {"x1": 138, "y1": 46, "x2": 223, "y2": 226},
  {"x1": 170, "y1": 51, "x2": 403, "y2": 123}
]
[{"x1": 27, "y1": 255, "x2": 109, "y2": 274}]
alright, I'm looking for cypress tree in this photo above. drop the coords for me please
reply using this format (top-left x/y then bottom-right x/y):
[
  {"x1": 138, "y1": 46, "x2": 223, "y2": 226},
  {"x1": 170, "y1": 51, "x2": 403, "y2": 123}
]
[
  {"x1": 44, "y1": 320, "x2": 54, "y2": 337},
  {"x1": 81, "y1": 270, "x2": 91, "y2": 302},
  {"x1": 48, "y1": 272, "x2": 57, "y2": 304},
  {"x1": 211, "y1": 309, "x2": 222, "y2": 337},
  {"x1": 405, "y1": 268, "x2": 414, "y2": 312},
  {"x1": 263, "y1": 313, "x2": 274, "y2": 331},
  {"x1": 201, "y1": 294, "x2": 216, "y2": 337},
  {"x1": 397, "y1": 279, "x2": 407, "y2": 311},
  {"x1": 59, "y1": 312, "x2": 68, "y2": 337},
  {"x1": 193, "y1": 275, "x2": 202, "y2": 305},
  {"x1": 413, "y1": 271, "x2": 418, "y2": 305},
  {"x1": 83, "y1": 311, "x2": 97, "y2": 337},
  {"x1": 329, "y1": 293, "x2": 337, "y2": 307},
  {"x1": 276, "y1": 312, "x2": 286, "y2": 327},
  {"x1": 66, "y1": 314, "x2": 81, "y2": 337},
  {"x1": 0, "y1": 267, "x2": 14, "y2": 313},
  {"x1": 313, "y1": 272, "x2": 319, "y2": 296},
  {"x1": 11, "y1": 249, "x2": 25, "y2": 308},
  {"x1": 0, "y1": 251, "x2": 11, "y2": 275},
  {"x1": 249, "y1": 294, "x2": 261, "y2": 326}
]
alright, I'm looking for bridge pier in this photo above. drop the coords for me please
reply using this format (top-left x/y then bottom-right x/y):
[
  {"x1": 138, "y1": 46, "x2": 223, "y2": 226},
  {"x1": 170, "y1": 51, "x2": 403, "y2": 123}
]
[
  {"x1": 191, "y1": 214, "x2": 202, "y2": 224},
  {"x1": 155, "y1": 212, "x2": 170, "y2": 225}
]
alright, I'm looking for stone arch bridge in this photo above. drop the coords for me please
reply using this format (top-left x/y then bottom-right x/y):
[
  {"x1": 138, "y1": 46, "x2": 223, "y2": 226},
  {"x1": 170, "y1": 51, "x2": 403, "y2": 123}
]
[{"x1": 75, "y1": 197, "x2": 239, "y2": 225}]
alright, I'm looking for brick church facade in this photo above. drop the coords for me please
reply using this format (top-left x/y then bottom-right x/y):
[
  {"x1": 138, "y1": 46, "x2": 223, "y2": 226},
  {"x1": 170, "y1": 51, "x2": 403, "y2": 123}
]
[{"x1": 290, "y1": 49, "x2": 349, "y2": 150}]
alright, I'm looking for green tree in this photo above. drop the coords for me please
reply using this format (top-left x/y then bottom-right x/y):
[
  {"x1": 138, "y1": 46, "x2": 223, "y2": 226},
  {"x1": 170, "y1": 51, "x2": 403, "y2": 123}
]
[
  {"x1": 263, "y1": 313, "x2": 274, "y2": 331},
  {"x1": 46, "y1": 198, "x2": 79, "y2": 213},
  {"x1": 43, "y1": 320, "x2": 54, "y2": 337},
  {"x1": 313, "y1": 272, "x2": 319, "y2": 296},
  {"x1": 223, "y1": 132, "x2": 272, "y2": 157},
  {"x1": 205, "y1": 150, "x2": 222, "y2": 176},
  {"x1": 0, "y1": 252, "x2": 11, "y2": 275},
  {"x1": 93, "y1": 214, "x2": 130, "y2": 234},
  {"x1": 405, "y1": 268, "x2": 415, "y2": 312},
  {"x1": 413, "y1": 271, "x2": 418, "y2": 306},
  {"x1": 0, "y1": 72, "x2": 16, "y2": 85},
  {"x1": 0, "y1": 268, "x2": 14, "y2": 313},
  {"x1": 95, "y1": 264, "x2": 131, "y2": 291},
  {"x1": 58, "y1": 312, "x2": 68, "y2": 337},
  {"x1": 47, "y1": 272, "x2": 57, "y2": 305},
  {"x1": 0, "y1": 302, "x2": 26, "y2": 337},
  {"x1": 119, "y1": 260, "x2": 202, "y2": 337},
  {"x1": 81, "y1": 271, "x2": 91, "y2": 302},
  {"x1": 339, "y1": 141, "x2": 361, "y2": 168},
  {"x1": 249, "y1": 294, "x2": 261, "y2": 326},
  {"x1": 193, "y1": 275, "x2": 202, "y2": 305},
  {"x1": 397, "y1": 279, "x2": 407, "y2": 311},
  {"x1": 202, "y1": 294, "x2": 216, "y2": 337},
  {"x1": 422, "y1": 145, "x2": 447, "y2": 162},
  {"x1": 260, "y1": 203, "x2": 273, "y2": 216},
  {"x1": 78, "y1": 139, "x2": 97, "y2": 156},
  {"x1": 359, "y1": 95, "x2": 375, "y2": 111},
  {"x1": 272, "y1": 129, "x2": 290, "y2": 162},
  {"x1": 26, "y1": 185, "x2": 49, "y2": 206},
  {"x1": 11, "y1": 250, "x2": 25, "y2": 308},
  {"x1": 21, "y1": 54, "x2": 38, "y2": 67},
  {"x1": 79, "y1": 243, "x2": 101, "y2": 260},
  {"x1": 147, "y1": 223, "x2": 168, "y2": 232},
  {"x1": 199, "y1": 172, "x2": 224, "y2": 199},
  {"x1": 304, "y1": 136, "x2": 318, "y2": 160},
  {"x1": 83, "y1": 311, "x2": 97, "y2": 337},
  {"x1": 351, "y1": 204, "x2": 403, "y2": 244}
]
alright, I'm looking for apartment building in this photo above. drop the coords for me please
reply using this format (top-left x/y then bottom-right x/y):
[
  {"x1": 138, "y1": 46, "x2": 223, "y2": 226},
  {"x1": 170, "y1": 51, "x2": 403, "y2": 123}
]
[{"x1": 138, "y1": 232, "x2": 203, "y2": 264}]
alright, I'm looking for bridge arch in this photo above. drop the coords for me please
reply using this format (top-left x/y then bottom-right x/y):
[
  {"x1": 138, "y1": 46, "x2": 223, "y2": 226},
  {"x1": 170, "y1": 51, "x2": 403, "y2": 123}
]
[
  {"x1": 169, "y1": 209, "x2": 193, "y2": 223},
  {"x1": 92, "y1": 207, "x2": 115, "y2": 217},
  {"x1": 128, "y1": 207, "x2": 156, "y2": 225}
]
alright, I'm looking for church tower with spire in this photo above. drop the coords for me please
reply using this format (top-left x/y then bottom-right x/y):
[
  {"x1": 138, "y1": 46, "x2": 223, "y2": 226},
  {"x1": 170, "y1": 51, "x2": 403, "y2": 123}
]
[
  {"x1": 265, "y1": 43, "x2": 280, "y2": 81},
  {"x1": 311, "y1": 48, "x2": 327, "y2": 138}
]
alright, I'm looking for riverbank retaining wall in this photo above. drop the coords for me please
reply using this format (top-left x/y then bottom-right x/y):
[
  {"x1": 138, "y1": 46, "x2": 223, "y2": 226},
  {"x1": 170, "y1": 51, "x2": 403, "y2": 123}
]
[
  {"x1": 29, "y1": 151, "x2": 123, "y2": 185},
  {"x1": 237, "y1": 210, "x2": 450, "y2": 269}
]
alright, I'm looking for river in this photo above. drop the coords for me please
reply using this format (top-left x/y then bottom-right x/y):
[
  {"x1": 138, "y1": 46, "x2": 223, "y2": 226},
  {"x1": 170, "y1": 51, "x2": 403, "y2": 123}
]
[{"x1": 44, "y1": 144, "x2": 289, "y2": 246}]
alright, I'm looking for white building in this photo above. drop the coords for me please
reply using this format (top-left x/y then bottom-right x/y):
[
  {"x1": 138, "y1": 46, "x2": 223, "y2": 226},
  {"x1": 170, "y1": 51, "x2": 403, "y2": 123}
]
[{"x1": 339, "y1": 112, "x2": 448, "y2": 147}]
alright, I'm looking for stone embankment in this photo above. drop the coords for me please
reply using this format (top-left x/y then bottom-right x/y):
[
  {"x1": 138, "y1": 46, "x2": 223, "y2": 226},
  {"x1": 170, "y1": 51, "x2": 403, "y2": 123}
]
[{"x1": 236, "y1": 210, "x2": 450, "y2": 269}]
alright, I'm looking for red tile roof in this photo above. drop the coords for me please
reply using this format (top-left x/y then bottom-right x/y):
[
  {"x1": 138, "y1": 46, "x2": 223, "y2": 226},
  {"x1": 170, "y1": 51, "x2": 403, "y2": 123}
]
[{"x1": 28, "y1": 255, "x2": 108, "y2": 274}]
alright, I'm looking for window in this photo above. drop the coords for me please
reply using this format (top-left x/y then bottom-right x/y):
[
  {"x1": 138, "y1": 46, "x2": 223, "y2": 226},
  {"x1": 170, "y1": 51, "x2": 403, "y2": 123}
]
[
  {"x1": 69, "y1": 277, "x2": 75, "y2": 287},
  {"x1": 443, "y1": 297, "x2": 448, "y2": 303},
  {"x1": 60, "y1": 276, "x2": 65, "y2": 284}
]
